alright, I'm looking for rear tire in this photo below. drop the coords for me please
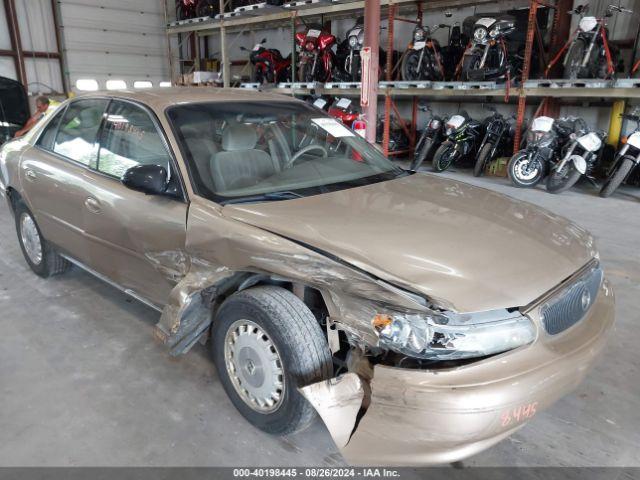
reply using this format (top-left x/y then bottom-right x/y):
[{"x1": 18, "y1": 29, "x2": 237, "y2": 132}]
[
  {"x1": 432, "y1": 141, "x2": 458, "y2": 172},
  {"x1": 600, "y1": 156, "x2": 635, "y2": 197},
  {"x1": 14, "y1": 202, "x2": 70, "y2": 278},
  {"x1": 474, "y1": 142, "x2": 493, "y2": 177},
  {"x1": 211, "y1": 286, "x2": 332, "y2": 435}
]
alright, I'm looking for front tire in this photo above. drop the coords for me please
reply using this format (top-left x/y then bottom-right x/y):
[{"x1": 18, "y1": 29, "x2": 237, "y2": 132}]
[
  {"x1": 211, "y1": 286, "x2": 333, "y2": 435},
  {"x1": 432, "y1": 141, "x2": 458, "y2": 172},
  {"x1": 474, "y1": 142, "x2": 493, "y2": 177},
  {"x1": 410, "y1": 137, "x2": 433, "y2": 170},
  {"x1": 546, "y1": 163, "x2": 583, "y2": 193},
  {"x1": 508, "y1": 151, "x2": 546, "y2": 188},
  {"x1": 14, "y1": 202, "x2": 70, "y2": 278},
  {"x1": 600, "y1": 156, "x2": 635, "y2": 197},
  {"x1": 564, "y1": 39, "x2": 587, "y2": 79}
]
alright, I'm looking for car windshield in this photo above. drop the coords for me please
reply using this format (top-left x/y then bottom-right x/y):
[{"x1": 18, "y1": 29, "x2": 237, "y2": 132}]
[{"x1": 167, "y1": 101, "x2": 406, "y2": 203}]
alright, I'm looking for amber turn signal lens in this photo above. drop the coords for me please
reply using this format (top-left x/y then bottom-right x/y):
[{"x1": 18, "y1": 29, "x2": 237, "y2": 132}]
[
  {"x1": 621, "y1": 136, "x2": 628, "y2": 144},
  {"x1": 372, "y1": 314, "x2": 393, "y2": 330}
]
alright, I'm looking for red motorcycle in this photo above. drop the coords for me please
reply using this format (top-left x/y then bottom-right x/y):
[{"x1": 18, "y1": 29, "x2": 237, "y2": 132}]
[
  {"x1": 295, "y1": 25, "x2": 336, "y2": 82},
  {"x1": 176, "y1": 0, "x2": 218, "y2": 20},
  {"x1": 327, "y1": 97, "x2": 359, "y2": 127},
  {"x1": 241, "y1": 39, "x2": 292, "y2": 84}
]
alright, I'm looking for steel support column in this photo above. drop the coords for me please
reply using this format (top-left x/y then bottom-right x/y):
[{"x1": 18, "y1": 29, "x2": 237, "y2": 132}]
[
  {"x1": 3, "y1": 0, "x2": 27, "y2": 87},
  {"x1": 363, "y1": 0, "x2": 381, "y2": 143},
  {"x1": 220, "y1": 0, "x2": 230, "y2": 87}
]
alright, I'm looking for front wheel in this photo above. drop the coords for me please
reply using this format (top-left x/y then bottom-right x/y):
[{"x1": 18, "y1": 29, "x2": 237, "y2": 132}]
[
  {"x1": 211, "y1": 286, "x2": 333, "y2": 435},
  {"x1": 600, "y1": 156, "x2": 635, "y2": 197},
  {"x1": 410, "y1": 137, "x2": 433, "y2": 171},
  {"x1": 546, "y1": 163, "x2": 583, "y2": 193},
  {"x1": 564, "y1": 39, "x2": 587, "y2": 79},
  {"x1": 401, "y1": 50, "x2": 427, "y2": 81},
  {"x1": 508, "y1": 151, "x2": 546, "y2": 188},
  {"x1": 474, "y1": 142, "x2": 493, "y2": 177},
  {"x1": 432, "y1": 141, "x2": 458, "y2": 172}
]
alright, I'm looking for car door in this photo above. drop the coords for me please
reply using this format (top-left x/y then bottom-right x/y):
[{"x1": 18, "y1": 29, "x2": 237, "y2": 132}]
[
  {"x1": 82, "y1": 99, "x2": 188, "y2": 308},
  {"x1": 20, "y1": 98, "x2": 109, "y2": 265}
]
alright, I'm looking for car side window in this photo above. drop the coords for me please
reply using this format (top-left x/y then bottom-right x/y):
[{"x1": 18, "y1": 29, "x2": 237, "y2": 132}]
[
  {"x1": 97, "y1": 100, "x2": 172, "y2": 179},
  {"x1": 37, "y1": 106, "x2": 67, "y2": 151},
  {"x1": 53, "y1": 99, "x2": 109, "y2": 166}
]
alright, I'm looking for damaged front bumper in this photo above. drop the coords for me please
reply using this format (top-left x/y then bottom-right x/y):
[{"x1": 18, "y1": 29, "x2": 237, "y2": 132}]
[{"x1": 302, "y1": 279, "x2": 615, "y2": 466}]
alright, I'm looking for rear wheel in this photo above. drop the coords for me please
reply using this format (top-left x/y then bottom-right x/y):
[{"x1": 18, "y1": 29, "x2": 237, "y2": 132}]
[
  {"x1": 508, "y1": 151, "x2": 546, "y2": 188},
  {"x1": 211, "y1": 286, "x2": 333, "y2": 435},
  {"x1": 546, "y1": 163, "x2": 583, "y2": 193},
  {"x1": 14, "y1": 202, "x2": 70, "y2": 278},
  {"x1": 474, "y1": 142, "x2": 493, "y2": 177},
  {"x1": 600, "y1": 156, "x2": 635, "y2": 197},
  {"x1": 432, "y1": 141, "x2": 458, "y2": 172}
]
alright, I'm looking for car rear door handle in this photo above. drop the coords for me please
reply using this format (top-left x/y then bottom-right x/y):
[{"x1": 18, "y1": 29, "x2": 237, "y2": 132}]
[
  {"x1": 25, "y1": 169, "x2": 36, "y2": 181},
  {"x1": 84, "y1": 197, "x2": 102, "y2": 214}
]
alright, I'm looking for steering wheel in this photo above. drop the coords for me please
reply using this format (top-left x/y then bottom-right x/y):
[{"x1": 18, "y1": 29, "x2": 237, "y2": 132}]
[{"x1": 286, "y1": 144, "x2": 328, "y2": 168}]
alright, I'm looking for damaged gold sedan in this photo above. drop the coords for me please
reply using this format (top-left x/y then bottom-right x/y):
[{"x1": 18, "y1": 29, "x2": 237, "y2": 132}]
[{"x1": 0, "y1": 88, "x2": 614, "y2": 466}]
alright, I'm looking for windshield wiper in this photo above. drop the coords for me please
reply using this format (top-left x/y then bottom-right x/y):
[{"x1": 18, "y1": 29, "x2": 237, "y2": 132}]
[{"x1": 221, "y1": 190, "x2": 304, "y2": 205}]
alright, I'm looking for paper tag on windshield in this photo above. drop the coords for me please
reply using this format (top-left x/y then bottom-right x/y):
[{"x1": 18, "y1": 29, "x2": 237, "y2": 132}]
[
  {"x1": 336, "y1": 98, "x2": 352, "y2": 109},
  {"x1": 413, "y1": 41, "x2": 426, "y2": 50},
  {"x1": 312, "y1": 118, "x2": 354, "y2": 137},
  {"x1": 253, "y1": 44, "x2": 262, "y2": 51},
  {"x1": 313, "y1": 98, "x2": 327, "y2": 108},
  {"x1": 307, "y1": 29, "x2": 321, "y2": 38}
]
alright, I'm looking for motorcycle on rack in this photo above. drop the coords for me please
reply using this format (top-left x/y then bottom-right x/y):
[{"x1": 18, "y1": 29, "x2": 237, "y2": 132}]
[
  {"x1": 328, "y1": 97, "x2": 360, "y2": 128},
  {"x1": 600, "y1": 110, "x2": 640, "y2": 197},
  {"x1": 440, "y1": 22, "x2": 469, "y2": 80},
  {"x1": 508, "y1": 116, "x2": 578, "y2": 188},
  {"x1": 473, "y1": 106, "x2": 516, "y2": 177},
  {"x1": 334, "y1": 18, "x2": 387, "y2": 82},
  {"x1": 460, "y1": 16, "x2": 516, "y2": 82},
  {"x1": 410, "y1": 104, "x2": 445, "y2": 171},
  {"x1": 545, "y1": 3, "x2": 631, "y2": 80},
  {"x1": 401, "y1": 23, "x2": 448, "y2": 81},
  {"x1": 432, "y1": 111, "x2": 484, "y2": 172},
  {"x1": 241, "y1": 38, "x2": 292, "y2": 84},
  {"x1": 176, "y1": 0, "x2": 218, "y2": 20},
  {"x1": 296, "y1": 25, "x2": 337, "y2": 82},
  {"x1": 546, "y1": 121, "x2": 605, "y2": 193}
]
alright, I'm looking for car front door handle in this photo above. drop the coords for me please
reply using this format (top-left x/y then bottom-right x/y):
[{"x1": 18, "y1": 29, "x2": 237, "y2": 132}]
[
  {"x1": 25, "y1": 169, "x2": 36, "y2": 181},
  {"x1": 84, "y1": 197, "x2": 102, "y2": 214}
]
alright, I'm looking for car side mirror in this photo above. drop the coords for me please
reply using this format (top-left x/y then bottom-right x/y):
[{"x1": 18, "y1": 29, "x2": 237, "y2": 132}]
[{"x1": 122, "y1": 164, "x2": 168, "y2": 195}]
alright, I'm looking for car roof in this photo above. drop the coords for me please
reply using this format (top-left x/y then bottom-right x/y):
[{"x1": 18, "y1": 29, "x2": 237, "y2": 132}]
[{"x1": 75, "y1": 87, "x2": 303, "y2": 112}]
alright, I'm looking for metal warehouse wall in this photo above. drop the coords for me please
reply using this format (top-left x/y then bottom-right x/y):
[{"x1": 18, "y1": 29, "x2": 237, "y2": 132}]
[{"x1": 0, "y1": 0, "x2": 170, "y2": 93}]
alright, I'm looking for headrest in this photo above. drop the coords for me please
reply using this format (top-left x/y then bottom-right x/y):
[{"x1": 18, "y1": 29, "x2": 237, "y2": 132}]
[{"x1": 222, "y1": 124, "x2": 258, "y2": 151}]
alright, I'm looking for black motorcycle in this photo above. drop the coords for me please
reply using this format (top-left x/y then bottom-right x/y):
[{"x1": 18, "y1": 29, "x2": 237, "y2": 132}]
[
  {"x1": 401, "y1": 23, "x2": 448, "y2": 81},
  {"x1": 410, "y1": 104, "x2": 445, "y2": 171},
  {"x1": 546, "y1": 122, "x2": 605, "y2": 193},
  {"x1": 600, "y1": 110, "x2": 640, "y2": 197},
  {"x1": 440, "y1": 23, "x2": 469, "y2": 81},
  {"x1": 473, "y1": 106, "x2": 516, "y2": 177},
  {"x1": 508, "y1": 116, "x2": 579, "y2": 188},
  {"x1": 432, "y1": 111, "x2": 484, "y2": 172},
  {"x1": 460, "y1": 16, "x2": 516, "y2": 82}
]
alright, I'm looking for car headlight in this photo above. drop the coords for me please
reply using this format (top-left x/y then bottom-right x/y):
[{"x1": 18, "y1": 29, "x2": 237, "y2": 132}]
[
  {"x1": 473, "y1": 27, "x2": 487, "y2": 42},
  {"x1": 372, "y1": 307, "x2": 536, "y2": 360},
  {"x1": 414, "y1": 28, "x2": 425, "y2": 41},
  {"x1": 348, "y1": 35, "x2": 359, "y2": 48}
]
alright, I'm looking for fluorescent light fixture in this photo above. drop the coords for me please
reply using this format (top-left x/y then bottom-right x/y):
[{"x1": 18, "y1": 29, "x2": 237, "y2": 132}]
[
  {"x1": 159, "y1": 81, "x2": 172, "y2": 87},
  {"x1": 134, "y1": 81, "x2": 153, "y2": 89},
  {"x1": 106, "y1": 80, "x2": 127, "y2": 90},
  {"x1": 75, "y1": 79, "x2": 99, "y2": 91}
]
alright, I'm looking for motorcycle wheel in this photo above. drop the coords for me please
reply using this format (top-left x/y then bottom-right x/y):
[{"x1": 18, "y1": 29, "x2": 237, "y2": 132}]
[
  {"x1": 460, "y1": 51, "x2": 482, "y2": 81},
  {"x1": 176, "y1": 4, "x2": 188, "y2": 20},
  {"x1": 564, "y1": 38, "x2": 588, "y2": 79},
  {"x1": 474, "y1": 142, "x2": 493, "y2": 177},
  {"x1": 196, "y1": 0, "x2": 219, "y2": 17},
  {"x1": 600, "y1": 156, "x2": 635, "y2": 198},
  {"x1": 546, "y1": 163, "x2": 582, "y2": 193},
  {"x1": 507, "y1": 151, "x2": 546, "y2": 188},
  {"x1": 351, "y1": 54, "x2": 361, "y2": 82},
  {"x1": 432, "y1": 141, "x2": 458, "y2": 172},
  {"x1": 410, "y1": 138, "x2": 433, "y2": 171},
  {"x1": 401, "y1": 50, "x2": 425, "y2": 81},
  {"x1": 298, "y1": 62, "x2": 313, "y2": 82}
]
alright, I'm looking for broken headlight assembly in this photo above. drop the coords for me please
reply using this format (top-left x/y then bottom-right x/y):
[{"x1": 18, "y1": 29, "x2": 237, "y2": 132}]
[{"x1": 372, "y1": 307, "x2": 536, "y2": 360}]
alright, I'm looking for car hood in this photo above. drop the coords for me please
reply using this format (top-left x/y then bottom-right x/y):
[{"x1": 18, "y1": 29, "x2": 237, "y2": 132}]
[
  {"x1": 223, "y1": 174, "x2": 597, "y2": 312},
  {"x1": 0, "y1": 76, "x2": 29, "y2": 126}
]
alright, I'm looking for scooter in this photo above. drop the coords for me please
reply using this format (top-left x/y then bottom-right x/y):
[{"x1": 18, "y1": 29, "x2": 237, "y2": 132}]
[
  {"x1": 432, "y1": 111, "x2": 484, "y2": 172},
  {"x1": 600, "y1": 109, "x2": 640, "y2": 197},
  {"x1": 296, "y1": 25, "x2": 337, "y2": 82},
  {"x1": 460, "y1": 16, "x2": 516, "y2": 82},
  {"x1": 410, "y1": 104, "x2": 445, "y2": 171},
  {"x1": 546, "y1": 122, "x2": 605, "y2": 193},
  {"x1": 473, "y1": 106, "x2": 516, "y2": 177},
  {"x1": 545, "y1": 3, "x2": 631, "y2": 79},
  {"x1": 241, "y1": 38, "x2": 291, "y2": 84}
]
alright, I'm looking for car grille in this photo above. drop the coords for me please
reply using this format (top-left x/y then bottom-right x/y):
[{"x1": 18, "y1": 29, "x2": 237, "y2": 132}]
[{"x1": 540, "y1": 264, "x2": 603, "y2": 335}]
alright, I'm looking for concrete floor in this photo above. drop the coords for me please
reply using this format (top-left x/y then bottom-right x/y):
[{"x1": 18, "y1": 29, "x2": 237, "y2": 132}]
[{"x1": 0, "y1": 170, "x2": 639, "y2": 467}]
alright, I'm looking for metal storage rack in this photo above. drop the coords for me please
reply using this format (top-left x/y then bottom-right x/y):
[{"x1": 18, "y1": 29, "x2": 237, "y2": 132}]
[{"x1": 164, "y1": 0, "x2": 640, "y2": 161}]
